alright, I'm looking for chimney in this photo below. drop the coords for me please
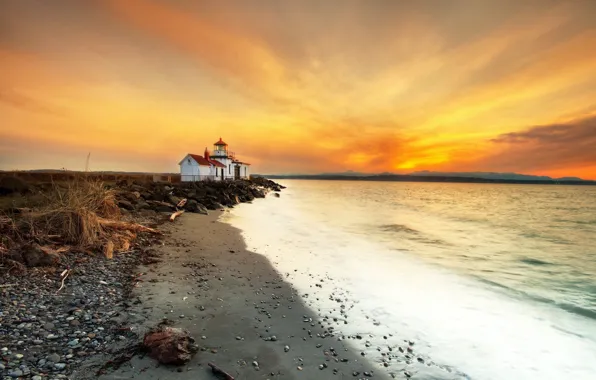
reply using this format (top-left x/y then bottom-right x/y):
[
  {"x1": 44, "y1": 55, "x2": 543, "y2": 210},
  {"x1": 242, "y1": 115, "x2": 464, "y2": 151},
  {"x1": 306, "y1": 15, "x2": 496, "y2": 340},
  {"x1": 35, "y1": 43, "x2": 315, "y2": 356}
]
[{"x1": 204, "y1": 147, "x2": 209, "y2": 159}]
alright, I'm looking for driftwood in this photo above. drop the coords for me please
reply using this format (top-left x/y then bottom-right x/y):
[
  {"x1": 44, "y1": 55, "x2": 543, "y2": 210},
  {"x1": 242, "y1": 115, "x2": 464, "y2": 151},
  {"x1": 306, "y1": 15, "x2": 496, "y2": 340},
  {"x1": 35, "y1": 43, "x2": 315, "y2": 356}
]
[
  {"x1": 97, "y1": 218, "x2": 161, "y2": 234},
  {"x1": 57, "y1": 269, "x2": 70, "y2": 293},
  {"x1": 169, "y1": 210, "x2": 184, "y2": 222},
  {"x1": 208, "y1": 362, "x2": 235, "y2": 380},
  {"x1": 104, "y1": 240, "x2": 114, "y2": 259},
  {"x1": 176, "y1": 198, "x2": 187, "y2": 209}
]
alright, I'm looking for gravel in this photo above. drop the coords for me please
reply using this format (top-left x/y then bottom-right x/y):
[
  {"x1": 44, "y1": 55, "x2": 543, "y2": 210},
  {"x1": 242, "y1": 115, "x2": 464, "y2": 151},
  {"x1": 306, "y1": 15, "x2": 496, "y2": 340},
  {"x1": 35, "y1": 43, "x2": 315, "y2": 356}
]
[{"x1": 0, "y1": 247, "x2": 153, "y2": 379}]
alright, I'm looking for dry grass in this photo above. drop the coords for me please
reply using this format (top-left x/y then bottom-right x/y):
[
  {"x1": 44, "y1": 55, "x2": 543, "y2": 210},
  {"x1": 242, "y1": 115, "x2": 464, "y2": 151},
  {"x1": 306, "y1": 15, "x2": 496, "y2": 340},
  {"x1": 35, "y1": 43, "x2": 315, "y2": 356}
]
[
  {"x1": 2, "y1": 178, "x2": 159, "y2": 265},
  {"x1": 21, "y1": 178, "x2": 120, "y2": 246}
]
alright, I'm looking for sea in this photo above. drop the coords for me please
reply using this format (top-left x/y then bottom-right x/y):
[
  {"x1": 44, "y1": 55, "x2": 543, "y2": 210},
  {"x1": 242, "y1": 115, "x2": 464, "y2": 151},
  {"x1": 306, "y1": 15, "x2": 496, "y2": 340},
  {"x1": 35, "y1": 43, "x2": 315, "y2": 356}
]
[{"x1": 222, "y1": 180, "x2": 596, "y2": 380}]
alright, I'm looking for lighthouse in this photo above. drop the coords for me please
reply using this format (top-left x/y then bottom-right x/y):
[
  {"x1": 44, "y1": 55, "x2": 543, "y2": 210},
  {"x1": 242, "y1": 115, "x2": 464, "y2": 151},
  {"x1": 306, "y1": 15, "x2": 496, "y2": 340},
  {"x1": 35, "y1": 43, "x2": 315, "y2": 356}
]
[
  {"x1": 211, "y1": 137, "x2": 230, "y2": 159},
  {"x1": 178, "y1": 137, "x2": 251, "y2": 181}
]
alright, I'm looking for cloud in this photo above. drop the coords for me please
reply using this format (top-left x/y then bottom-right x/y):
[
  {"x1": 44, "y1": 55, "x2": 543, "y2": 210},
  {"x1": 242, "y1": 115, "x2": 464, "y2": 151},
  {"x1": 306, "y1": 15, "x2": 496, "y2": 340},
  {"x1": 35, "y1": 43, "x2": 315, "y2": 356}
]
[{"x1": 478, "y1": 115, "x2": 596, "y2": 172}]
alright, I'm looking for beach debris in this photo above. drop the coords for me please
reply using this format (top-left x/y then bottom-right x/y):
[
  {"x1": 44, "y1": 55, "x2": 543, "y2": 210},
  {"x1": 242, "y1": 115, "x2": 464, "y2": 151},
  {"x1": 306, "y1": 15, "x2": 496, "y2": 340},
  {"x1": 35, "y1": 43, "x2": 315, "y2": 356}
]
[
  {"x1": 169, "y1": 210, "x2": 185, "y2": 222},
  {"x1": 176, "y1": 198, "x2": 187, "y2": 209},
  {"x1": 208, "y1": 362, "x2": 235, "y2": 379},
  {"x1": 57, "y1": 269, "x2": 71, "y2": 293},
  {"x1": 284, "y1": 345, "x2": 290, "y2": 352},
  {"x1": 142, "y1": 325, "x2": 198, "y2": 365},
  {"x1": 104, "y1": 240, "x2": 114, "y2": 259}
]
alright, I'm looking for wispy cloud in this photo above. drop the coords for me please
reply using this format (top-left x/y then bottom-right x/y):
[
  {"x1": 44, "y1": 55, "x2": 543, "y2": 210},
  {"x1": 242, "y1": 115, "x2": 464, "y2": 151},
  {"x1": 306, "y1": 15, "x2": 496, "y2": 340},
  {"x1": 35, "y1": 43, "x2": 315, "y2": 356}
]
[{"x1": 480, "y1": 115, "x2": 596, "y2": 173}]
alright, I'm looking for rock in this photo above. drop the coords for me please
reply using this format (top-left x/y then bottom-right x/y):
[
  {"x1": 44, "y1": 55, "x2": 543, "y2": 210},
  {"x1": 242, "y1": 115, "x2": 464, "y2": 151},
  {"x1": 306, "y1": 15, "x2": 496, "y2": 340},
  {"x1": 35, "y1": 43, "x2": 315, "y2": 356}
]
[
  {"x1": 168, "y1": 195, "x2": 182, "y2": 206},
  {"x1": 135, "y1": 200, "x2": 151, "y2": 210},
  {"x1": 32, "y1": 376, "x2": 42, "y2": 380},
  {"x1": 44, "y1": 322, "x2": 55, "y2": 330},
  {"x1": 284, "y1": 345, "x2": 290, "y2": 352},
  {"x1": 185, "y1": 199, "x2": 208, "y2": 215},
  {"x1": 47, "y1": 353, "x2": 60, "y2": 362},
  {"x1": 20, "y1": 243, "x2": 61, "y2": 267},
  {"x1": 117, "y1": 199, "x2": 135, "y2": 211},
  {"x1": 8, "y1": 369, "x2": 23, "y2": 378},
  {"x1": 54, "y1": 363, "x2": 67, "y2": 370},
  {"x1": 143, "y1": 326, "x2": 198, "y2": 365}
]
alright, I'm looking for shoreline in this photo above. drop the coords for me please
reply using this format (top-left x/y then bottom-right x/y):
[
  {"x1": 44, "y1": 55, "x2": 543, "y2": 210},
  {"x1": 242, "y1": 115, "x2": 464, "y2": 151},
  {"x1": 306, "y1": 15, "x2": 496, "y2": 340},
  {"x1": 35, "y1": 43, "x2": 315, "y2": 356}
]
[{"x1": 87, "y1": 210, "x2": 394, "y2": 380}]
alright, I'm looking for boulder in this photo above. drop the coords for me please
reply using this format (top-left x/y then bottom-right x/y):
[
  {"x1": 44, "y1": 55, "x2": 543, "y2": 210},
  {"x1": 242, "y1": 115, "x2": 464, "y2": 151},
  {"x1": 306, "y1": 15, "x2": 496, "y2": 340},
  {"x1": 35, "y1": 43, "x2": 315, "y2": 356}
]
[
  {"x1": 143, "y1": 326, "x2": 198, "y2": 365},
  {"x1": 135, "y1": 200, "x2": 151, "y2": 210},
  {"x1": 167, "y1": 195, "x2": 182, "y2": 206},
  {"x1": 117, "y1": 199, "x2": 135, "y2": 211},
  {"x1": 20, "y1": 244, "x2": 61, "y2": 267},
  {"x1": 185, "y1": 199, "x2": 208, "y2": 215}
]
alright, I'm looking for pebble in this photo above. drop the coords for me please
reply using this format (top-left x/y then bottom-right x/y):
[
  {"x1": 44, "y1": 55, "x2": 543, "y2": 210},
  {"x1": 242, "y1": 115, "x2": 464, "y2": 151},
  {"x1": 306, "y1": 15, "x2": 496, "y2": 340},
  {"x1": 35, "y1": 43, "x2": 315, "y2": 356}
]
[
  {"x1": 284, "y1": 345, "x2": 290, "y2": 352},
  {"x1": 14, "y1": 353, "x2": 23, "y2": 359},
  {"x1": 47, "y1": 353, "x2": 61, "y2": 362},
  {"x1": 55, "y1": 363, "x2": 67, "y2": 370},
  {"x1": 9, "y1": 369, "x2": 23, "y2": 378},
  {"x1": 32, "y1": 376, "x2": 42, "y2": 380}
]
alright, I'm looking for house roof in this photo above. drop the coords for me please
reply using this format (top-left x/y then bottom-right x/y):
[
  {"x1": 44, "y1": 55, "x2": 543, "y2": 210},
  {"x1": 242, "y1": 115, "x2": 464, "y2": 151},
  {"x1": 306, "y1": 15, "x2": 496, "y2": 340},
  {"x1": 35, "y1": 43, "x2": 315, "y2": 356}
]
[
  {"x1": 187, "y1": 154, "x2": 211, "y2": 166},
  {"x1": 214, "y1": 137, "x2": 228, "y2": 146},
  {"x1": 209, "y1": 159, "x2": 226, "y2": 168}
]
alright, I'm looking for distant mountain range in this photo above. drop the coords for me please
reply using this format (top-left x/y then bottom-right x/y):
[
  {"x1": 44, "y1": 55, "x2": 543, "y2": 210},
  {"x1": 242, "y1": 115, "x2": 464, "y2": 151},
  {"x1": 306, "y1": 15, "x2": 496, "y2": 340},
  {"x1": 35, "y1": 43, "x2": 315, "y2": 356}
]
[
  {"x1": 408, "y1": 171, "x2": 585, "y2": 182},
  {"x1": 257, "y1": 171, "x2": 596, "y2": 185}
]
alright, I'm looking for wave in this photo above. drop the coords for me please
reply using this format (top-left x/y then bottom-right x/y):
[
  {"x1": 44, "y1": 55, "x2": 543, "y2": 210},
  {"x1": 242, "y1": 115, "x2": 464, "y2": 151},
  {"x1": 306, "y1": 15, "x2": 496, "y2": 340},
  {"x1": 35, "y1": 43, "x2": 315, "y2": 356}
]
[
  {"x1": 518, "y1": 257, "x2": 554, "y2": 266},
  {"x1": 379, "y1": 223, "x2": 420, "y2": 234},
  {"x1": 477, "y1": 278, "x2": 596, "y2": 321}
]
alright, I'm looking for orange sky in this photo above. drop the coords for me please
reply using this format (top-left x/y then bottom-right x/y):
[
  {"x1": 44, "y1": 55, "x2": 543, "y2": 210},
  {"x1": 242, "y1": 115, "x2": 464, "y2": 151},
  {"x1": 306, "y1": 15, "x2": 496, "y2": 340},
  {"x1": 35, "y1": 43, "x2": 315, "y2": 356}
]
[{"x1": 1, "y1": 0, "x2": 596, "y2": 178}]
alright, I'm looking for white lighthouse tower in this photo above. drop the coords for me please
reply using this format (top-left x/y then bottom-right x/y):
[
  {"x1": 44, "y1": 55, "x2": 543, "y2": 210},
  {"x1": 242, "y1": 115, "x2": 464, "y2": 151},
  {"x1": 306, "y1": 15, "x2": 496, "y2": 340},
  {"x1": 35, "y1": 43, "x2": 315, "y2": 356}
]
[{"x1": 179, "y1": 137, "x2": 250, "y2": 181}]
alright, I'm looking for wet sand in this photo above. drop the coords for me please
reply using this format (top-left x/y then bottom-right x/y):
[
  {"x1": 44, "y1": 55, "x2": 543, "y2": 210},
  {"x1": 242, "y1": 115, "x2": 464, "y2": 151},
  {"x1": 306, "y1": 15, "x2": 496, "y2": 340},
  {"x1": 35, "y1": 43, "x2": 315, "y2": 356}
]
[{"x1": 88, "y1": 211, "x2": 391, "y2": 380}]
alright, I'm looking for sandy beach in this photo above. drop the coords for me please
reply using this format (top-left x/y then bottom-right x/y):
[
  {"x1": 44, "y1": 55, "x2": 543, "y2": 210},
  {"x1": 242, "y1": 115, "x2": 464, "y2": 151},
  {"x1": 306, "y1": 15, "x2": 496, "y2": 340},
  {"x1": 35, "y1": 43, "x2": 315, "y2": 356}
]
[{"x1": 82, "y1": 211, "x2": 389, "y2": 380}]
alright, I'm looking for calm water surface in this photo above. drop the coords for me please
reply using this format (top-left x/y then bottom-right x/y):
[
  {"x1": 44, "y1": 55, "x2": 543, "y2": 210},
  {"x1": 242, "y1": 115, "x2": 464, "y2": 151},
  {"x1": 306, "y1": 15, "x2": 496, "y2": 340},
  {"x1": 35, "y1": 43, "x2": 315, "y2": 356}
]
[{"x1": 224, "y1": 180, "x2": 596, "y2": 380}]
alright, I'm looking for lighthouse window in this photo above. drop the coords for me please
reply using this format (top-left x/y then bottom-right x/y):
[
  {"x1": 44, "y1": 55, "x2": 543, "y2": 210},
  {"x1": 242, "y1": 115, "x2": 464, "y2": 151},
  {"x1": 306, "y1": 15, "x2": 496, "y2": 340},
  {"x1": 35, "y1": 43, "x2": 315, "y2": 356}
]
[{"x1": 229, "y1": 165, "x2": 231, "y2": 174}]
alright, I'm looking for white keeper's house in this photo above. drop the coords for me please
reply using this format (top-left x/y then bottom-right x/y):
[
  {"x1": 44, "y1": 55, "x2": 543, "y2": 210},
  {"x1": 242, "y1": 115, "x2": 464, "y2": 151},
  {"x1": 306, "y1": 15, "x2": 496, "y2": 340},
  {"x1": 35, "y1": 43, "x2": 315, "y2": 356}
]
[{"x1": 179, "y1": 138, "x2": 251, "y2": 182}]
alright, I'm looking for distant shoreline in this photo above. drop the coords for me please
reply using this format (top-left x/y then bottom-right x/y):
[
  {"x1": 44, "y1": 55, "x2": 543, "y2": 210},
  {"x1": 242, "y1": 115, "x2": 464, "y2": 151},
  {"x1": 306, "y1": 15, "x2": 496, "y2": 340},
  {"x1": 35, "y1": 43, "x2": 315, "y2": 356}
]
[{"x1": 257, "y1": 174, "x2": 596, "y2": 186}]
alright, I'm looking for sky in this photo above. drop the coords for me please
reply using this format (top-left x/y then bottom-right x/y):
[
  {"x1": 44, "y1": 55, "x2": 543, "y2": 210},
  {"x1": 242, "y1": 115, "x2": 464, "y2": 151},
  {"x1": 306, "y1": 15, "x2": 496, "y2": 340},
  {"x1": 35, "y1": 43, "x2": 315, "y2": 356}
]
[{"x1": 1, "y1": 0, "x2": 596, "y2": 178}]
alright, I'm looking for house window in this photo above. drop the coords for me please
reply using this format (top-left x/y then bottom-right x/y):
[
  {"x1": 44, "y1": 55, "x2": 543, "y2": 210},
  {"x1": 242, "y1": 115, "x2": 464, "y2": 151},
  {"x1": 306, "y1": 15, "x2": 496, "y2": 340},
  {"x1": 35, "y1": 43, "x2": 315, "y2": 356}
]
[{"x1": 187, "y1": 159, "x2": 191, "y2": 164}]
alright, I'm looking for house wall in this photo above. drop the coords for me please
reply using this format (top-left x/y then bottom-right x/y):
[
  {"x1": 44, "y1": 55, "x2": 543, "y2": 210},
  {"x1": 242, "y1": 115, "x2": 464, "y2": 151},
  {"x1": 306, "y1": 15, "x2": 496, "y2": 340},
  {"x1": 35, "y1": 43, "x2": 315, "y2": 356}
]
[
  {"x1": 210, "y1": 156, "x2": 235, "y2": 181},
  {"x1": 180, "y1": 155, "x2": 211, "y2": 182}
]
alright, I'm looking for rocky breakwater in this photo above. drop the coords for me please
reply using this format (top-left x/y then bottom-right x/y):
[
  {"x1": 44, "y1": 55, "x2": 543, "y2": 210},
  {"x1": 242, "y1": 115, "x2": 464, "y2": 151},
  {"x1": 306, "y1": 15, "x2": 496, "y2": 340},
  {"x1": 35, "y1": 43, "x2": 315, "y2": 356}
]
[{"x1": 113, "y1": 177, "x2": 285, "y2": 217}]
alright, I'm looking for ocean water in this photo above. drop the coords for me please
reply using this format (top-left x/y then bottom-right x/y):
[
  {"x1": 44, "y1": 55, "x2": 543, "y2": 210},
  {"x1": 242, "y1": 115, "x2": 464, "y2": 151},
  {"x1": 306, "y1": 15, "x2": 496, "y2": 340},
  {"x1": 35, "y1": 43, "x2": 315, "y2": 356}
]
[{"x1": 222, "y1": 180, "x2": 596, "y2": 380}]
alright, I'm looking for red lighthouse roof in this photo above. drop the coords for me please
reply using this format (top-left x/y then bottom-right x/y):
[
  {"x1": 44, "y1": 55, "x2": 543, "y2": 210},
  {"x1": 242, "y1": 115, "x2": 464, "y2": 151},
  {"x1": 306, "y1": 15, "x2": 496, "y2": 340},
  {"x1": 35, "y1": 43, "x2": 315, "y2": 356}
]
[{"x1": 214, "y1": 137, "x2": 227, "y2": 146}]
